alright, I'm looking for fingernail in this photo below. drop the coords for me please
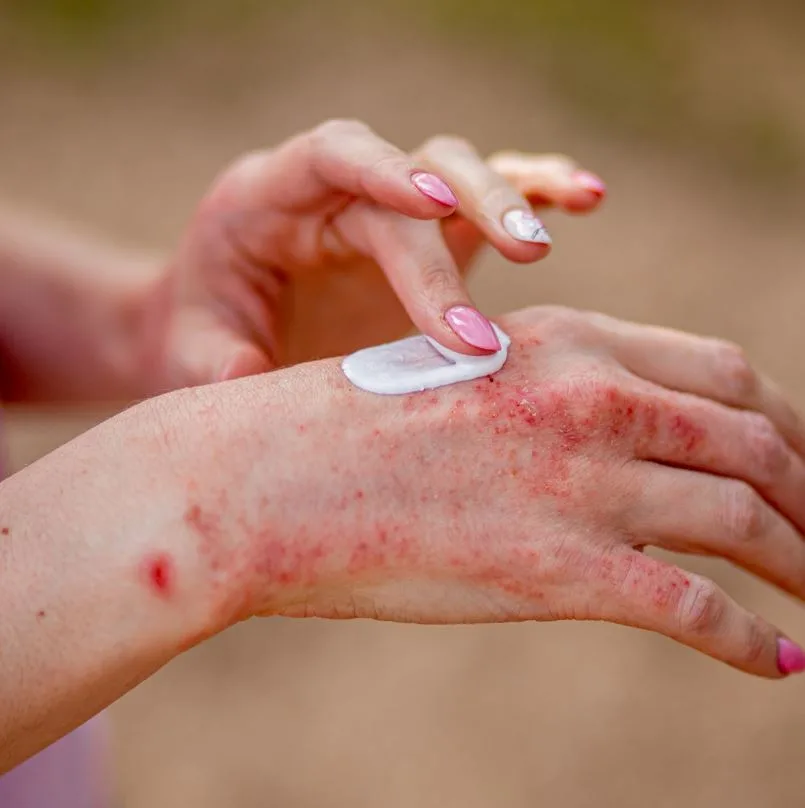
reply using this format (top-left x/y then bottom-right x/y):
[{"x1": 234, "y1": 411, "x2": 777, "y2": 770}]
[
  {"x1": 411, "y1": 172, "x2": 458, "y2": 207},
  {"x1": 573, "y1": 170, "x2": 607, "y2": 197},
  {"x1": 777, "y1": 637, "x2": 805, "y2": 675},
  {"x1": 502, "y1": 209, "x2": 552, "y2": 244},
  {"x1": 444, "y1": 306, "x2": 501, "y2": 352}
]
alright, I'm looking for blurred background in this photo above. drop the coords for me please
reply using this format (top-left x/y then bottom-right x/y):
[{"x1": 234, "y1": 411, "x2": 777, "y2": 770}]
[{"x1": 2, "y1": 1, "x2": 805, "y2": 805}]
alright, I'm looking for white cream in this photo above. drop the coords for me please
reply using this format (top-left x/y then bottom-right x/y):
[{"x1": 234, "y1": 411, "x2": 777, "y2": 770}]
[{"x1": 341, "y1": 325, "x2": 511, "y2": 395}]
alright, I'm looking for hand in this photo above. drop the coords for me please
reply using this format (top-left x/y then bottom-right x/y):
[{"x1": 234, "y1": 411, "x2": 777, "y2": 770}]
[
  {"x1": 196, "y1": 306, "x2": 805, "y2": 679},
  {"x1": 5, "y1": 304, "x2": 798, "y2": 762},
  {"x1": 146, "y1": 120, "x2": 605, "y2": 388}
]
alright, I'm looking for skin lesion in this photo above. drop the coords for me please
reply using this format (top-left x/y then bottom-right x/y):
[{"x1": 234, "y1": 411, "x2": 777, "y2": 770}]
[{"x1": 140, "y1": 552, "x2": 176, "y2": 599}]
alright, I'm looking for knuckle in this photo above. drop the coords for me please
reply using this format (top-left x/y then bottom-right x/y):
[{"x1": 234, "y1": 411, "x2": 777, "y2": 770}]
[
  {"x1": 486, "y1": 149, "x2": 520, "y2": 168},
  {"x1": 537, "y1": 306, "x2": 594, "y2": 342},
  {"x1": 745, "y1": 413, "x2": 790, "y2": 481},
  {"x1": 419, "y1": 255, "x2": 457, "y2": 295},
  {"x1": 546, "y1": 367, "x2": 638, "y2": 443},
  {"x1": 480, "y1": 186, "x2": 521, "y2": 219},
  {"x1": 204, "y1": 150, "x2": 268, "y2": 204},
  {"x1": 363, "y1": 152, "x2": 411, "y2": 184},
  {"x1": 225, "y1": 149, "x2": 266, "y2": 176},
  {"x1": 421, "y1": 134, "x2": 477, "y2": 157},
  {"x1": 711, "y1": 339, "x2": 757, "y2": 400},
  {"x1": 309, "y1": 118, "x2": 372, "y2": 150},
  {"x1": 677, "y1": 576, "x2": 725, "y2": 636},
  {"x1": 720, "y1": 481, "x2": 767, "y2": 544},
  {"x1": 535, "y1": 151, "x2": 577, "y2": 170},
  {"x1": 741, "y1": 618, "x2": 769, "y2": 666}
]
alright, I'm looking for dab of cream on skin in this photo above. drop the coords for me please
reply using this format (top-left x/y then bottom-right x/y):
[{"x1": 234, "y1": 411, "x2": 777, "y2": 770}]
[{"x1": 341, "y1": 325, "x2": 511, "y2": 395}]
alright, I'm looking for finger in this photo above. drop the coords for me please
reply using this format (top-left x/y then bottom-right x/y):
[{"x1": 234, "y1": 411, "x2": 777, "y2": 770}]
[
  {"x1": 167, "y1": 306, "x2": 274, "y2": 387},
  {"x1": 594, "y1": 550, "x2": 799, "y2": 678},
  {"x1": 632, "y1": 386, "x2": 805, "y2": 536},
  {"x1": 488, "y1": 151, "x2": 607, "y2": 213},
  {"x1": 211, "y1": 119, "x2": 458, "y2": 221},
  {"x1": 631, "y1": 384, "x2": 805, "y2": 535},
  {"x1": 335, "y1": 202, "x2": 499, "y2": 355},
  {"x1": 628, "y1": 462, "x2": 805, "y2": 600},
  {"x1": 416, "y1": 136, "x2": 553, "y2": 263},
  {"x1": 605, "y1": 318, "x2": 805, "y2": 456},
  {"x1": 431, "y1": 148, "x2": 606, "y2": 274}
]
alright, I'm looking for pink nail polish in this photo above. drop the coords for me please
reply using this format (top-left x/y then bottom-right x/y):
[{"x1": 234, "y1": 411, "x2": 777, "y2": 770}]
[
  {"x1": 445, "y1": 306, "x2": 501, "y2": 352},
  {"x1": 777, "y1": 637, "x2": 805, "y2": 675},
  {"x1": 573, "y1": 170, "x2": 607, "y2": 197},
  {"x1": 411, "y1": 172, "x2": 458, "y2": 207}
]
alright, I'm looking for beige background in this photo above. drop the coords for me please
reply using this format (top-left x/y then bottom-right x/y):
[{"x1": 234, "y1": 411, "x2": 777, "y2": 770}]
[{"x1": 2, "y1": 5, "x2": 805, "y2": 806}]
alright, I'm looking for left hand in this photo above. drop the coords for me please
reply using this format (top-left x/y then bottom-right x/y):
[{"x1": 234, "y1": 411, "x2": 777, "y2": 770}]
[{"x1": 145, "y1": 119, "x2": 606, "y2": 387}]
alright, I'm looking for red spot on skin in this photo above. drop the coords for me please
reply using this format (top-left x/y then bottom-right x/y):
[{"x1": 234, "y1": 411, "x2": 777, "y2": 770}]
[
  {"x1": 250, "y1": 534, "x2": 330, "y2": 588},
  {"x1": 185, "y1": 502, "x2": 227, "y2": 572},
  {"x1": 593, "y1": 552, "x2": 692, "y2": 612},
  {"x1": 0, "y1": 527, "x2": 8, "y2": 535},
  {"x1": 36, "y1": 610, "x2": 46, "y2": 619},
  {"x1": 346, "y1": 525, "x2": 417, "y2": 575},
  {"x1": 402, "y1": 391, "x2": 440, "y2": 414},
  {"x1": 668, "y1": 412, "x2": 706, "y2": 455},
  {"x1": 463, "y1": 546, "x2": 544, "y2": 599},
  {"x1": 141, "y1": 552, "x2": 175, "y2": 599}
]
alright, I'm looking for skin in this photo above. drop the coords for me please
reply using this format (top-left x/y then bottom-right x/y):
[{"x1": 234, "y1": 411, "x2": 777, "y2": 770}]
[{"x1": 1, "y1": 121, "x2": 803, "y2": 773}]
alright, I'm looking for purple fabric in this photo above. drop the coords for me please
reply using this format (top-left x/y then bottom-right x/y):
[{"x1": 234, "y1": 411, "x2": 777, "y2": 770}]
[
  {"x1": 0, "y1": 408, "x2": 111, "y2": 807},
  {"x1": 0, "y1": 719, "x2": 110, "y2": 808}
]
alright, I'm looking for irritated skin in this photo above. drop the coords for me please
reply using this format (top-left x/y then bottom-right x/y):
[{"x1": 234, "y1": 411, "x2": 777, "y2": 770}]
[{"x1": 2, "y1": 306, "x2": 805, "y2": 771}]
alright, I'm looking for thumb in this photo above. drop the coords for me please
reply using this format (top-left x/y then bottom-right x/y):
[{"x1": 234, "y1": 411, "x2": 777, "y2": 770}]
[{"x1": 168, "y1": 307, "x2": 274, "y2": 387}]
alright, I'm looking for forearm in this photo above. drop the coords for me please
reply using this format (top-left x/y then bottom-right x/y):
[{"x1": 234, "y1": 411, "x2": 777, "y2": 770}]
[
  {"x1": 0, "y1": 204, "x2": 163, "y2": 403},
  {"x1": 0, "y1": 396, "x2": 225, "y2": 771},
  {"x1": 0, "y1": 356, "x2": 366, "y2": 771}
]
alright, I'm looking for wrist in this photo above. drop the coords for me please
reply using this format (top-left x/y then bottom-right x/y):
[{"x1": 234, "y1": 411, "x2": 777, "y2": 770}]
[
  {"x1": 119, "y1": 266, "x2": 173, "y2": 399},
  {"x1": 156, "y1": 357, "x2": 376, "y2": 623},
  {"x1": 0, "y1": 204, "x2": 165, "y2": 403}
]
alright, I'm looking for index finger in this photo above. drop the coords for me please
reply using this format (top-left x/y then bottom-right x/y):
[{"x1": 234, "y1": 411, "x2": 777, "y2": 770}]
[
  {"x1": 209, "y1": 119, "x2": 459, "y2": 220},
  {"x1": 334, "y1": 202, "x2": 500, "y2": 355}
]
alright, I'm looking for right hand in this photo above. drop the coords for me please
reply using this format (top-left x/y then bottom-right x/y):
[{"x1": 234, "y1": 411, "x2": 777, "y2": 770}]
[
  {"x1": 150, "y1": 120, "x2": 604, "y2": 388},
  {"x1": 180, "y1": 306, "x2": 805, "y2": 679}
]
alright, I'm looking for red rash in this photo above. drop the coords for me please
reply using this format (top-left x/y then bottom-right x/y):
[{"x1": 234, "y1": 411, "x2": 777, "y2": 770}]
[
  {"x1": 141, "y1": 552, "x2": 175, "y2": 599},
  {"x1": 185, "y1": 502, "x2": 228, "y2": 572},
  {"x1": 466, "y1": 374, "x2": 706, "y2": 463},
  {"x1": 0, "y1": 527, "x2": 9, "y2": 536},
  {"x1": 399, "y1": 366, "x2": 710, "y2": 511},
  {"x1": 595, "y1": 552, "x2": 692, "y2": 608},
  {"x1": 174, "y1": 361, "x2": 710, "y2": 619},
  {"x1": 182, "y1": 492, "x2": 421, "y2": 619}
]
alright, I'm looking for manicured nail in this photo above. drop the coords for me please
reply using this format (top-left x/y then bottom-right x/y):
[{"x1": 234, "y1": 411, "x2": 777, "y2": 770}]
[
  {"x1": 573, "y1": 170, "x2": 607, "y2": 197},
  {"x1": 444, "y1": 306, "x2": 501, "y2": 352},
  {"x1": 777, "y1": 637, "x2": 805, "y2": 675},
  {"x1": 411, "y1": 172, "x2": 458, "y2": 207},
  {"x1": 502, "y1": 209, "x2": 552, "y2": 244}
]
